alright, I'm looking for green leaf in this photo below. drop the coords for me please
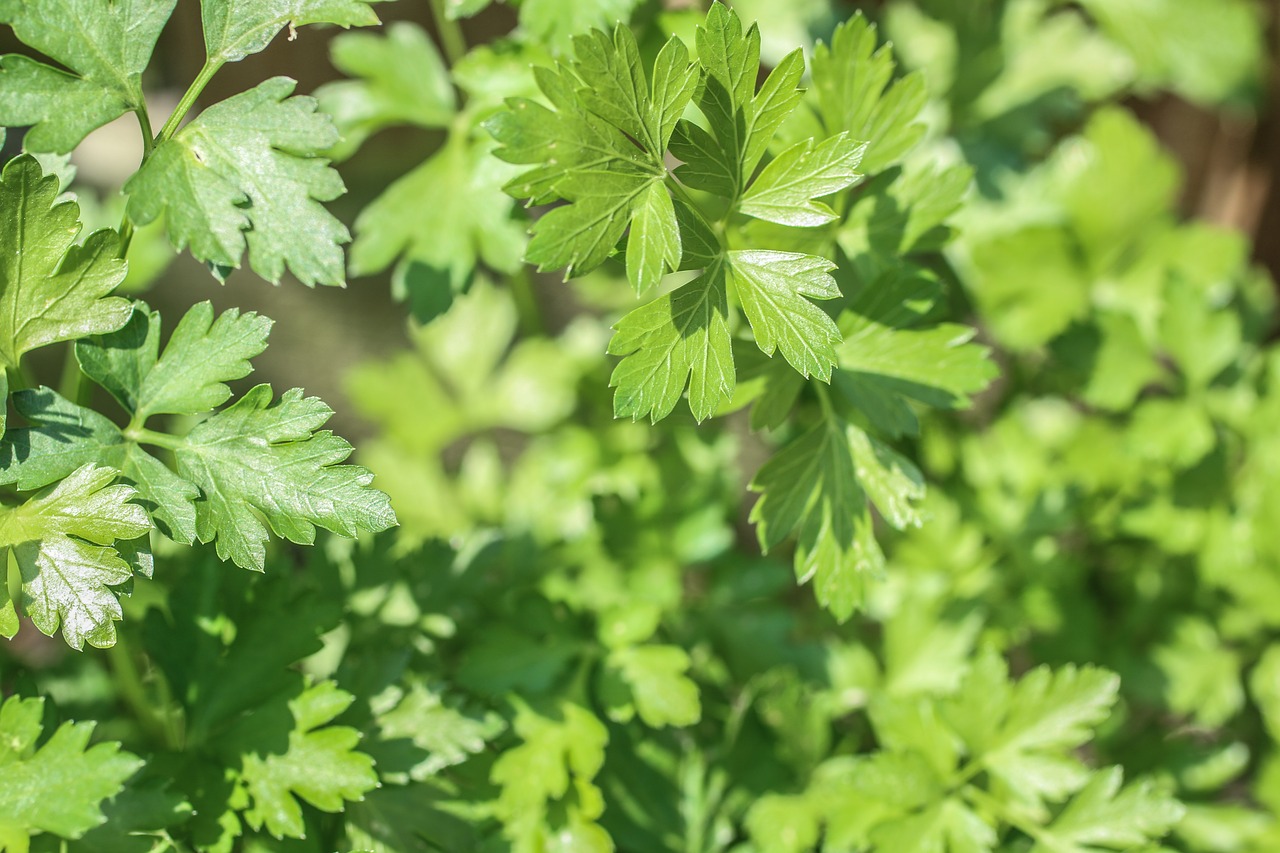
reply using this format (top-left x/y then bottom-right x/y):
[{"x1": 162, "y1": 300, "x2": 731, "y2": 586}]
[
  {"x1": 839, "y1": 317, "x2": 997, "y2": 410},
  {"x1": 749, "y1": 419, "x2": 889, "y2": 620},
  {"x1": 608, "y1": 262, "x2": 734, "y2": 423},
  {"x1": 491, "y1": 702, "x2": 611, "y2": 848},
  {"x1": 1076, "y1": 0, "x2": 1263, "y2": 106},
  {"x1": 810, "y1": 15, "x2": 927, "y2": 174},
  {"x1": 0, "y1": 387, "x2": 199, "y2": 544},
  {"x1": 0, "y1": 0, "x2": 176, "y2": 152},
  {"x1": 232, "y1": 681, "x2": 378, "y2": 839},
  {"x1": 944, "y1": 653, "x2": 1120, "y2": 814},
  {"x1": 963, "y1": 226, "x2": 1090, "y2": 351},
  {"x1": 517, "y1": 0, "x2": 641, "y2": 55},
  {"x1": 840, "y1": 162, "x2": 973, "y2": 259},
  {"x1": 0, "y1": 464, "x2": 150, "y2": 649},
  {"x1": 604, "y1": 645, "x2": 702, "y2": 728},
  {"x1": 371, "y1": 682, "x2": 505, "y2": 783},
  {"x1": 1031, "y1": 768, "x2": 1184, "y2": 853},
  {"x1": 740, "y1": 133, "x2": 865, "y2": 227},
  {"x1": 0, "y1": 155, "x2": 131, "y2": 370},
  {"x1": 135, "y1": 301, "x2": 272, "y2": 420},
  {"x1": 316, "y1": 22, "x2": 457, "y2": 161},
  {"x1": 625, "y1": 180, "x2": 681, "y2": 294},
  {"x1": 349, "y1": 133, "x2": 525, "y2": 296},
  {"x1": 125, "y1": 77, "x2": 349, "y2": 286},
  {"x1": 201, "y1": 0, "x2": 380, "y2": 65},
  {"x1": 728, "y1": 250, "x2": 843, "y2": 381},
  {"x1": 175, "y1": 385, "x2": 397, "y2": 571},
  {"x1": 0, "y1": 696, "x2": 143, "y2": 848},
  {"x1": 687, "y1": 4, "x2": 805, "y2": 198}
]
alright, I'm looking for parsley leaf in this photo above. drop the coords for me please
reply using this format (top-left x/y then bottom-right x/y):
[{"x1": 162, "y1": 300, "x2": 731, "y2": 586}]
[
  {"x1": 486, "y1": 26, "x2": 695, "y2": 280},
  {"x1": 125, "y1": 78, "x2": 349, "y2": 286},
  {"x1": 491, "y1": 702, "x2": 612, "y2": 849},
  {"x1": 0, "y1": 386, "x2": 200, "y2": 544},
  {"x1": 944, "y1": 653, "x2": 1120, "y2": 815},
  {"x1": 739, "y1": 133, "x2": 865, "y2": 227},
  {"x1": 0, "y1": 696, "x2": 143, "y2": 849},
  {"x1": 517, "y1": 0, "x2": 641, "y2": 55},
  {"x1": 200, "y1": 0, "x2": 379, "y2": 65},
  {"x1": 0, "y1": 0, "x2": 175, "y2": 152},
  {"x1": 728, "y1": 250, "x2": 843, "y2": 382},
  {"x1": 317, "y1": 22, "x2": 456, "y2": 160},
  {"x1": 0, "y1": 464, "x2": 150, "y2": 649},
  {"x1": 228, "y1": 682, "x2": 378, "y2": 839},
  {"x1": 1032, "y1": 768, "x2": 1185, "y2": 853},
  {"x1": 176, "y1": 385, "x2": 397, "y2": 571},
  {"x1": 810, "y1": 15, "x2": 928, "y2": 174},
  {"x1": 0, "y1": 155, "x2": 131, "y2": 371},
  {"x1": 602, "y1": 645, "x2": 702, "y2": 728},
  {"x1": 749, "y1": 419, "x2": 901, "y2": 620},
  {"x1": 608, "y1": 263, "x2": 734, "y2": 423},
  {"x1": 86, "y1": 301, "x2": 272, "y2": 421}
]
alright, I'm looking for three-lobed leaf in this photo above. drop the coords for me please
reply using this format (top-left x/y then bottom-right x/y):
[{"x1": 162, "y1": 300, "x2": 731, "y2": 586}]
[
  {"x1": 125, "y1": 78, "x2": 350, "y2": 286},
  {"x1": 0, "y1": 464, "x2": 150, "y2": 649},
  {"x1": 0, "y1": 696, "x2": 143, "y2": 849}
]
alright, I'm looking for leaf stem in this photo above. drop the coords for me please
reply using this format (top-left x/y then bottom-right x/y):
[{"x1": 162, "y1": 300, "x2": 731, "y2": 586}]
[
  {"x1": 156, "y1": 58, "x2": 222, "y2": 146},
  {"x1": 125, "y1": 425, "x2": 183, "y2": 451},
  {"x1": 5, "y1": 362, "x2": 32, "y2": 393},
  {"x1": 134, "y1": 104, "x2": 155, "y2": 159},
  {"x1": 106, "y1": 634, "x2": 179, "y2": 749},
  {"x1": 428, "y1": 0, "x2": 468, "y2": 67},
  {"x1": 57, "y1": 342, "x2": 85, "y2": 405}
]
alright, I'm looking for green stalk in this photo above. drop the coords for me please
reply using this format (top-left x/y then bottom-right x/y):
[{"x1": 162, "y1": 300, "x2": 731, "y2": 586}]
[
  {"x1": 106, "y1": 635, "x2": 178, "y2": 749},
  {"x1": 125, "y1": 425, "x2": 183, "y2": 451},
  {"x1": 428, "y1": 0, "x2": 468, "y2": 67},
  {"x1": 157, "y1": 58, "x2": 222, "y2": 145}
]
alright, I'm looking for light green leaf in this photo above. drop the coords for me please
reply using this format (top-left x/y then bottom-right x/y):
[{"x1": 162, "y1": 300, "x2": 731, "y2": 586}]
[
  {"x1": 0, "y1": 696, "x2": 142, "y2": 848},
  {"x1": 201, "y1": 0, "x2": 379, "y2": 65},
  {"x1": 840, "y1": 162, "x2": 973, "y2": 258},
  {"x1": 945, "y1": 654, "x2": 1120, "y2": 813},
  {"x1": 626, "y1": 180, "x2": 681, "y2": 294},
  {"x1": 810, "y1": 15, "x2": 927, "y2": 174},
  {"x1": 749, "y1": 418, "x2": 885, "y2": 620},
  {"x1": 373, "y1": 682, "x2": 505, "y2": 783},
  {"x1": 740, "y1": 133, "x2": 865, "y2": 227},
  {"x1": 349, "y1": 134, "x2": 525, "y2": 298},
  {"x1": 964, "y1": 226, "x2": 1090, "y2": 351},
  {"x1": 605, "y1": 645, "x2": 701, "y2": 728},
  {"x1": 0, "y1": 464, "x2": 150, "y2": 649},
  {"x1": 491, "y1": 702, "x2": 610, "y2": 847},
  {"x1": 518, "y1": 0, "x2": 641, "y2": 55},
  {"x1": 1077, "y1": 0, "x2": 1262, "y2": 106},
  {"x1": 233, "y1": 682, "x2": 378, "y2": 839},
  {"x1": 0, "y1": 388, "x2": 199, "y2": 544},
  {"x1": 839, "y1": 317, "x2": 996, "y2": 410},
  {"x1": 1031, "y1": 768, "x2": 1184, "y2": 853},
  {"x1": 0, "y1": 0, "x2": 176, "y2": 152},
  {"x1": 728, "y1": 249, "x2": 842, "y2": 381},
  {"x1": 176, "y1": 385, "x2": 398, "y2": 571},
  {"x1": 0, "y1": 155, "x2": 131, "y2": 370},
  {"x1": 125, "y1": 77, "x2": 349, "y2": 286},
  {"x1": 316, "y1": 22, "x2": 456, "y2": 160},
  {"x1": 137, "y1": 301, "x2": 272, "y2": 419},
  {"x1": 608, "y1": 263, "x2": 734, "y2": 423}
]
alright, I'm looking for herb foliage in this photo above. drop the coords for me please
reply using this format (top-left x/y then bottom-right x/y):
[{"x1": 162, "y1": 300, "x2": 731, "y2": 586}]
[{"x1": 1, "y1": 0, "x2": 1277, "y2": 851}]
